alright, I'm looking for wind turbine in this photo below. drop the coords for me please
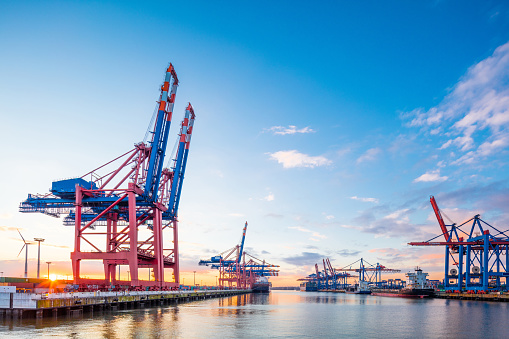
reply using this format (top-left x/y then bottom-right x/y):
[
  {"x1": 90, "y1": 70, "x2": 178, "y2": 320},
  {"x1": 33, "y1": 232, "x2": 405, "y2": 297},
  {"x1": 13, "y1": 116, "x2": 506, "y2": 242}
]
[{"x1": 17, "y1": 230, "x2": 33, "y2": 278}]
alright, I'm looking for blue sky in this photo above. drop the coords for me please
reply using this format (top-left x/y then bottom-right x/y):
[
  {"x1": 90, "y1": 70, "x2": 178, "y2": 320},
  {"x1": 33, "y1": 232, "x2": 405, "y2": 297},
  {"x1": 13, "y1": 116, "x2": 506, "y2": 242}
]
[{"x1": 1, "y1": 0, "x2": 509, "y2": 285}]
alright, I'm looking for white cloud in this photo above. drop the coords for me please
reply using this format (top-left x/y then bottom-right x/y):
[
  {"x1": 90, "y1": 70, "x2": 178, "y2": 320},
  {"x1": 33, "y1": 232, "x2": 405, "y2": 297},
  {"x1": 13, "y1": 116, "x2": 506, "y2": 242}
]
[
  {"x1": 268, "y1": 150, "x2": 332, "y2": 168},
  {"x1": 356, "y1": 148, "x2": 381, "y2": 164},
  {"x1": 265, "y1": 125, "x2": 315, "y2": 135},
  {"x1": 350, "y1": 196, "x2": 379, "y2": 203},
  {"x1": 403, "y1": 41, "x2": 509, "y2": 164},
  {"x1": 228, "y1": 213, "x2": 245, "y2": 217},
  {"x1": 383, "y1": 208, "x2": 409, "y2": 220},
  {"x1": 413, "y1": 169, "x2": 448, "y2": 183},
  {"x1": 325, "y1": 215, "x2": 335, "y2": 220},
  {"x1": 263, "y1": 193, "x2": 275, "y2": 201},
  {"x1": 288, "y1": 226, "x2": 327, "y2": 239},
  {"x1": 0, "y1": 213, "x2": 13, "y2": 219}
]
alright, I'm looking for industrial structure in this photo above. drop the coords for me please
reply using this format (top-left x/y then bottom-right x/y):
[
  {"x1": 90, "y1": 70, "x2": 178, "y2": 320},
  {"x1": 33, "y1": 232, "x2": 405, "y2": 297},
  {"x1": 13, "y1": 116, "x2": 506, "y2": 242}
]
[
  {"x1": 339, "y1": 258, "x2": 400, "y2": 287},
  {"x1": 299, "y1": 257, "x2": 399, "y2": 292},
  {"x1": 409, "y1": 195, "x2": 509, "y2": 292},
  {"x1": 298, "y1": 258, "x2": 355, "y2": 291},
  {"x1": 19, "y1": 64, "x2": 195, "y2": 290},
  {"x1": 199, "y1": 222, "x2": 279, "y2": 289}
]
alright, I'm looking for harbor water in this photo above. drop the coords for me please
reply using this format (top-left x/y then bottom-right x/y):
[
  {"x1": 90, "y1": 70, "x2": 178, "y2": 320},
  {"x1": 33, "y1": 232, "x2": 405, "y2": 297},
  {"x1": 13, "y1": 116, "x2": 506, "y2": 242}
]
[{"x1": 1, "y1": 290, "x2": 509, "y2": 338}]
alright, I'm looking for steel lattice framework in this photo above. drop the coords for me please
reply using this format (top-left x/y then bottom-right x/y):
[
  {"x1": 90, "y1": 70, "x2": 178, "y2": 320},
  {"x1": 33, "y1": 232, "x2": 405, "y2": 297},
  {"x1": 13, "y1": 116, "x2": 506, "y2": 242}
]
[
  {"x1": 19, "y1": 64, "x2": 196, "y2": 290},
  {"x1": 409, "y1": 196, "x2": 509, "y2": 292},
  {"x1": 297, "y1": 258, "x2": 357, "y2": 291},
  {"x1": 198, "y1": 222, "x2": 279, "y2": 289}
]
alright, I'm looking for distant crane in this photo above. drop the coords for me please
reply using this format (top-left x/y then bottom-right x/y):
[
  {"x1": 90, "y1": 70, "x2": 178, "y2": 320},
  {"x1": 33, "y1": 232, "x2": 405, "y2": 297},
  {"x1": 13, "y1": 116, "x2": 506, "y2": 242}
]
[
  {"x1": 19, "y1": 64, "x2": 196, "y2": 290},
  {"x1": 339, "y1": 258, "x2": 400, "y2": 287},
  {"x1": 199, "y1": 222, "x2": 279, "y2": 289},
  {"x1": 298, "y1": 258, "x2": 356, "y2": 291},
  {"x1": 17, "y1": 230, "x2": 33, "y2": 278}
]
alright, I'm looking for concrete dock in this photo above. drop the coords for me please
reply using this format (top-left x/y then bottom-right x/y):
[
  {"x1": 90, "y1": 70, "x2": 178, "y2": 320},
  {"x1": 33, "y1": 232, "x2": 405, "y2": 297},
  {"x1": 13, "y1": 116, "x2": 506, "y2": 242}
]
[
  {"x1": 0, "y1": 289, "x2": 250, "y2": 319},
  {"x1": 434, "y1": 291, "x2": 509, "y2": 302}
]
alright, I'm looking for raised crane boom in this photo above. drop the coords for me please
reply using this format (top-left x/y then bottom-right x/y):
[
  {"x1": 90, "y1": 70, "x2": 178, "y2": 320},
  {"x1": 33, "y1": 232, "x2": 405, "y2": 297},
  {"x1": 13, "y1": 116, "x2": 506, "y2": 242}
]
[
  {"x1": 145, "y1": 64, "x2": 179, "y2": 202},
  {"x1": 166, "y1": 104, "x2": 196, "y2": 219},
  {"x1": 238, "y1": 221, "x2": 247, "y2": 263},
  {"x1": 19, "y1": 63, "x2": 195, "y2": 290},
  {"x1": 430, "y1": 195, "x2": 449, "y2": 242}
]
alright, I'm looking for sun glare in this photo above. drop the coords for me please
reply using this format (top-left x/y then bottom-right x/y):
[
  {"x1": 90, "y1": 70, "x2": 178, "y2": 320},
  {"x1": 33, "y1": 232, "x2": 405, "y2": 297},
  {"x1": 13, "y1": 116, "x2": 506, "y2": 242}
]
[{"x1": 49, "y1": 274, "x2": 57, "y2": 281}]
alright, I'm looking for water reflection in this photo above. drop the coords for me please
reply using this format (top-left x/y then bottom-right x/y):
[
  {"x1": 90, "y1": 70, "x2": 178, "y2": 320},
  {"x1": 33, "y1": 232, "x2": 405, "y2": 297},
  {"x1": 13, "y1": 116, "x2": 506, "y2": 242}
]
[{"x1": 1, "y1": 291, "x2": 509, "y2": 338}]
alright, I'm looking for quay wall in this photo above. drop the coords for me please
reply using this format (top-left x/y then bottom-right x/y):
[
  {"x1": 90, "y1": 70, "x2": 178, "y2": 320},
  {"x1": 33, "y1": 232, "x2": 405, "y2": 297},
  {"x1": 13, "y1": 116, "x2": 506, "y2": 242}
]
[{"x1": 0, "y1": 289, "x2": 251, "y2": 318}]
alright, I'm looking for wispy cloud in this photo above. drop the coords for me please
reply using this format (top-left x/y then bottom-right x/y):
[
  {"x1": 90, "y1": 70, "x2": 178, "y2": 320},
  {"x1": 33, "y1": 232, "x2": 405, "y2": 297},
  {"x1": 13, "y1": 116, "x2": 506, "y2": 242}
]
[
  {"x1": 228, "y1": 213, "x2": 245, "y2": 217},
  {"x1": 403, "y1": 41, "x2": 509, "y2": 165},
  {"x1": 413, "y1": 169, "x2": 448, "y2": 183},
  {"x1": 281, "y1": 251, "x2": 324, "y2": 266},
  {"x1": 356, "y1": 148, "x2": 381, "y2": 164},
  {"x1": 0, "y1": 226, "x2": 20, "y2": 232},
  {"x1": 288, "y1": 226, "x2": 326, "y2": 240},
  {"x1": 265, "y1": 213, "x2": 283, "y2": 218},
  {"x1": 263, "y1": 193, "x2": 275, "y2": 201},
  {"x1": 344, "y1": 205, "x2": 435, "y2": 239},
  {"x1": 351, "y1": 196, "x2": 379, "y2": 203},
  {"x1": 265, "y1": 125, "x2": 315, "y2": 135},
  {"x1": 336, "y1": 249, "x2": 361, "y2": 257},
  {"x1": 268, "y1": 150, "x2": 332, "y2": 168}
]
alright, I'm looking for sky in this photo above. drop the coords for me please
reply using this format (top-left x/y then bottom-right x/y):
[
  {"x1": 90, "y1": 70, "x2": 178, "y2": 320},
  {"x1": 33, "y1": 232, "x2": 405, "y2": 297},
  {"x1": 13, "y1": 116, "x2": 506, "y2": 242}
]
[{"x1": 1, "y1": 0, "x2": 509, "y2": 287}]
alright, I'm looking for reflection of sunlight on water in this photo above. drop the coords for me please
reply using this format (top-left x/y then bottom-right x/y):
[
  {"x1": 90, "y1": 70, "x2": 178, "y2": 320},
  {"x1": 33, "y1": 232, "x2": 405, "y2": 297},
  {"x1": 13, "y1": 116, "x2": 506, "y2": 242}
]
[{"x1": 2, "y1": 291, "x2": 509, "y2": 338}]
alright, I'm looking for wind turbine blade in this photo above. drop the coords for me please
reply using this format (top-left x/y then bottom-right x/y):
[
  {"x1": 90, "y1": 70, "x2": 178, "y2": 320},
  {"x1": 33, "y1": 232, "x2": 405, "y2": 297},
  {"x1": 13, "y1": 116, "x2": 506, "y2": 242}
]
[
  {"x1": 17, "y1": 244, "x2": 26, "y2": 257},
  {"x1": 17, "y1": 229, "x2": 26, "y2": 244}
]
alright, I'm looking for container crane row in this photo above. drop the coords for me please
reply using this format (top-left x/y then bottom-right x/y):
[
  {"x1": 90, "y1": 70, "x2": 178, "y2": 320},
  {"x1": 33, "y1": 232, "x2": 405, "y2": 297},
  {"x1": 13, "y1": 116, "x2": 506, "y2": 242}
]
[
  {"x1": 199, "y1": 222, "x2": 279, "y2": 289},
  {"x1": 19, "y1": 64, "x2": 196, "y2": 290}
]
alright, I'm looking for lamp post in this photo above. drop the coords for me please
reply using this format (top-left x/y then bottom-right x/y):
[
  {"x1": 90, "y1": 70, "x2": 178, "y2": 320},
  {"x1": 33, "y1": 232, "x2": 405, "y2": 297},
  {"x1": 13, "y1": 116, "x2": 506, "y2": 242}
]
[
  {"x1": 34, "y1": 238, "x2": 45, "y2": 279},
  {"x1": 193, "y1": 271, "x2": 196, "y2": 286},
  {"x1": 46, "y1": 262, "x2": 52, "y2": 279}
]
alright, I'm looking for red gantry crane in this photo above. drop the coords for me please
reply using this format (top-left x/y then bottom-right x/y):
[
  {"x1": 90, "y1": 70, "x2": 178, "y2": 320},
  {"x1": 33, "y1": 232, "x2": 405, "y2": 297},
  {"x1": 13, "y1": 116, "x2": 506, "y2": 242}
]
[{"x1": 19, "y1": 64, "x2": 196, "y2": 290}]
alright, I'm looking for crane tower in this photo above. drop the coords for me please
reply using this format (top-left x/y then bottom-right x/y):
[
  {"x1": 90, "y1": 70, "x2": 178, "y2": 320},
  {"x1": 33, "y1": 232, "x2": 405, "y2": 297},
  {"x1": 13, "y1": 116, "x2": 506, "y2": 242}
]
[{"x1": 19, "y1": 64, "x2": 195, "y2": 290}]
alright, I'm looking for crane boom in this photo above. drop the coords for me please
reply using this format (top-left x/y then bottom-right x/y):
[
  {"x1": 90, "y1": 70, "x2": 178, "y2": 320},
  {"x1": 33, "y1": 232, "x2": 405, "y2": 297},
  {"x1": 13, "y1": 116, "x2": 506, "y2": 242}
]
[
  {"x1": 238, "y1": 221, "x2": 248, "y2": 263},
  {"x1": 167, "y1": 103, "x2": 195, "y2": 218},
  {"x1": 144, "y1": 64, "x2": 179, "y2": 202},
  {"x1": 430, "y1": 195, "x2": 449, "y2": 242}
]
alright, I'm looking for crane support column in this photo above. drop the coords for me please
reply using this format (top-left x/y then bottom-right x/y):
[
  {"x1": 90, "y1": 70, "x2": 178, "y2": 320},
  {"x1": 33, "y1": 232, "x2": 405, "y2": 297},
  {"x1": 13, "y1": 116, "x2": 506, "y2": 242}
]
[
  {"x1": 173, "y1": 220, "x2": 179, "y2": 285},
  {"x1": 152, "y1": 207, "x2": 164, "y2": 286},
  {"x1": 72, "y1": 185, "x2": 82, "y2": 284},
  {"x1": 128, "y1": 183, "x2": 139, "y2": 286}
]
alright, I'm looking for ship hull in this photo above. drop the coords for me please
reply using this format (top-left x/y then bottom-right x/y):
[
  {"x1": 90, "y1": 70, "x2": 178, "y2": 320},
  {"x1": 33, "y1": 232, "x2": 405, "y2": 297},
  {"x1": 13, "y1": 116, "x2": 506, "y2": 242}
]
[
  {"x1": 371, "y1": 288, "x2": 434, "y2": 298},
  {"x1": 252, "y1": 283, "x2": 270, "y2": 293}
]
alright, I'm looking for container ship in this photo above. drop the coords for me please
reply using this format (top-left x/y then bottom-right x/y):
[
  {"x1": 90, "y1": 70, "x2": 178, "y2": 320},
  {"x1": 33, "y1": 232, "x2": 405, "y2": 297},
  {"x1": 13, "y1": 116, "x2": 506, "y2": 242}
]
[
  {"x1": 252, "y1": 276, "x2": 271, "y2": 293},
  {"x1": 345, "y1": 280, "x2": 371, "y2": 294},
  {"x1": 371, "y1": 267, "x2": 435, "y2": 298}
]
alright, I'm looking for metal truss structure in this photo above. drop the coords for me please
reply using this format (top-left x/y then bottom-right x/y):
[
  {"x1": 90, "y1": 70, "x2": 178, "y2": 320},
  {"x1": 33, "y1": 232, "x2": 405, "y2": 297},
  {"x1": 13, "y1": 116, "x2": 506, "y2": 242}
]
[
  {"x1": 20, "y1": 64, "x2": 196, "y2": 290},
  {"x1": 339, "y1": 258, "x2": 400, "y2": 287},
  {"x1": 199, "y1": 222, "x2": 279, "y2": 289},
  {"x1": 409, "y1": 196, "x2": 509, "y2": 292}
]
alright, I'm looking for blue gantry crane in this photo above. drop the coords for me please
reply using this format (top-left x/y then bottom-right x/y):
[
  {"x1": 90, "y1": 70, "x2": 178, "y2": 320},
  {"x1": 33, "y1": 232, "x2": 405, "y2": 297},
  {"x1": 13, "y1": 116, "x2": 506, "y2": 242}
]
[
  {"x1": 410, "y1": 195, "x2": 509, "y2": 292},
  {"x1": 19, "y1": 64, "x2": 196, "y2": 290}
]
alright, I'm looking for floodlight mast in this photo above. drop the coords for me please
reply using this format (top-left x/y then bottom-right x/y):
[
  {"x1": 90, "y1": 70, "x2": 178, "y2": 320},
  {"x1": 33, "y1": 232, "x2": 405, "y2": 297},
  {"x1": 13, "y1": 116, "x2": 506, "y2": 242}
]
[{"x1": 34, "y1": 238, "x2": 45, "y2": 279}]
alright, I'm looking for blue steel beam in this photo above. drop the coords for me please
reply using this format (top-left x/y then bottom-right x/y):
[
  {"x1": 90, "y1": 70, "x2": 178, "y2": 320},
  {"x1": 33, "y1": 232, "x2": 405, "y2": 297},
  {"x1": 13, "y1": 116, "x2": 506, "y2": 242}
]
[{"x1": 144, "y1": 64, "x2": 178, "y2": 202}]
